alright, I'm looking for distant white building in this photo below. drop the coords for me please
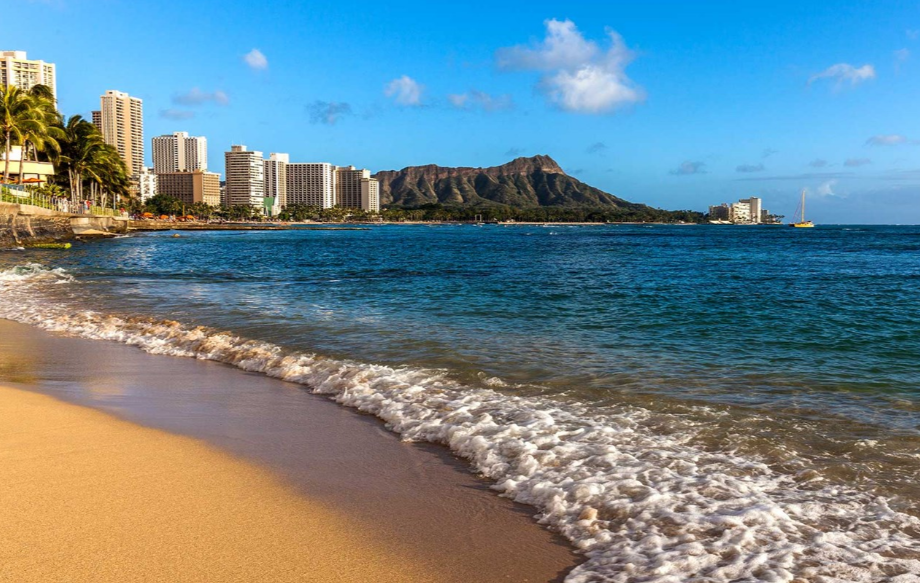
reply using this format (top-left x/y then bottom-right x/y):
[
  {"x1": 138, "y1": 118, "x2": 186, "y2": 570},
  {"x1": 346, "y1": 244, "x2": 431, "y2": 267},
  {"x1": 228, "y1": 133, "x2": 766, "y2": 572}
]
[
  {"x1": 360, "y1": 177, "x2": 380, "y2": 212},
  {"x1": 0, "y1": 51, "x2": 56, "y2": 98},
  {"x1": 286, "y1": 162, "x2": 336, "y2": 208},
  {"x1": 224, "y1": 145, "x2": 264, "y2": 210},
  {"x1": 138, "y1": 166, "x2": 157, "y2": 202},
  {"x1": 264, "y1": 153, "x2": 289, "y2": 209},
  {"x1": 152, "y1": 132, "x2": 208, "y2": 173}
]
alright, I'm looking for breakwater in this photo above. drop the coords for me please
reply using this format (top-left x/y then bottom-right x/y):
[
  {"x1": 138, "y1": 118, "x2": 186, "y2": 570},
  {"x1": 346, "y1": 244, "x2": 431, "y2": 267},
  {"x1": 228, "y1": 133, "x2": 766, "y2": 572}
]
[{"x1": 0, "y1": 202, "x2": 128, "y2": 247}]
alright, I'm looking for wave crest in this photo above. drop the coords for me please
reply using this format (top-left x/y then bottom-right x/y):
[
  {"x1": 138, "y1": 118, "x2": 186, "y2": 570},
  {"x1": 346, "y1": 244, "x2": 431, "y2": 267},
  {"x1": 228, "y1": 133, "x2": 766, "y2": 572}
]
[{"x1": 2, "y1": 263, "x2": 920, "y2": 582}]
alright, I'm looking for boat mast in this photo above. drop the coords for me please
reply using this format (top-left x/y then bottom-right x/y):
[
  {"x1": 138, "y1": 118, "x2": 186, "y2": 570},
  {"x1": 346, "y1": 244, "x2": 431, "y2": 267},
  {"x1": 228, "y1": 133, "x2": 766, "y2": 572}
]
[{"x1": 801, "y1": 189, "x2": 806, "y2": 222}]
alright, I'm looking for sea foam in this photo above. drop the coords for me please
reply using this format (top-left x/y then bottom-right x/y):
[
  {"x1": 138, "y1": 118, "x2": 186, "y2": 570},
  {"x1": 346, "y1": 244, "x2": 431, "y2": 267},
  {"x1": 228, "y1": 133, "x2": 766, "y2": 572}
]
[{"x1": 2, "y1": 263, "x2": 920, "y2": 582}]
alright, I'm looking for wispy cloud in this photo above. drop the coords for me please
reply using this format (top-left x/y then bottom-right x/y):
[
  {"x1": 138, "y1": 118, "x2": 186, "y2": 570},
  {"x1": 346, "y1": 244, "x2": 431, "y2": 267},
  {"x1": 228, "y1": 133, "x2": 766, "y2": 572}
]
[
  {"x1": 160, "y1": 109, "x2": 195, "y2": 121},
  {"x1": 243, "y1": 49, "x2": 268, "y2": 71},
  {"x1": 173, "y1": 88, "x2": 229, "y2": 106},
  {"x1": 447, "y1": 89, "x2": 513, "y2": 112},
  {"x1": 844, "y1": 158, "x2": 872, "y2": 167},
  {"x1": 815, "y1": 179, "x2": 838, "y2": 197},
  {"x1": 894, "y1": 48, "x2": 910, "y2": 71},
  {"x1": 735, "y1": 171, "x2": 854, "y2": 182},
  {"x1": 384, "y1": 75, "x2": 423, "y2": 106},
  {"x1": 809, "y1": 159, "x2": 828, "y2": 168},
  {"x1": 505, "y1": 147, "x2": 525, "y2": 157},
  {"x1": 808, "y1": 63, "x2": 875, "y2": 88},
  {"x1": 762, "y1": 148, "x2": 779, "y2": 159},
  {"x1": 908, "y1": 29, "x2": 920, "y2": 41},
  {"x1": 307, "y1": 101, "x2": 352, "y2": 125},
  {"x1": 736, "y1": 163, "x2": 765, "y2": 173},
  {"x1": 865, "y1": 134, "x2": 912, "y2": 146},
  {"x1": 496, "y1": 19, "x2": 644, "y2": 114},
  {"x1": 586, "y1": 142, "x2": 607, "y2": 154},
  {"x1": 669, "y1": 161, "x2": 706, "y2": 175}
]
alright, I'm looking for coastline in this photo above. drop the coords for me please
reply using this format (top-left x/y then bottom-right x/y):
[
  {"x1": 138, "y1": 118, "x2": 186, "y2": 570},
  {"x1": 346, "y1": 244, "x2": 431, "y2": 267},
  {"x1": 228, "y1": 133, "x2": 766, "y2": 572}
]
[
  {"x1": 0, "y1": 383, "x2": 440, "y2": 583},
  {"x1": 0, "y1": 319, "x2": 578, "y2": 582}
]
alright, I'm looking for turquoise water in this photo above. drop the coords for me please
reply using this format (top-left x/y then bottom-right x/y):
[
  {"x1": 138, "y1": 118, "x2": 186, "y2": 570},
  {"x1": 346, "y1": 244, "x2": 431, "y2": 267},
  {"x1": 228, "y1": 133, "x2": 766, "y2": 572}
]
[{"x1": 3, "y1": 224, "x2": 920, "y2": 581}]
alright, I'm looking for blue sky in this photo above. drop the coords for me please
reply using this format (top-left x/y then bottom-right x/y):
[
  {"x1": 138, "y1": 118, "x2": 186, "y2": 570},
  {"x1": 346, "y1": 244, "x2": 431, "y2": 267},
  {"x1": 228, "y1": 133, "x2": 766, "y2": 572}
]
[{"x1": 8, "y1": 0, "x2": 920, "y2": 222}]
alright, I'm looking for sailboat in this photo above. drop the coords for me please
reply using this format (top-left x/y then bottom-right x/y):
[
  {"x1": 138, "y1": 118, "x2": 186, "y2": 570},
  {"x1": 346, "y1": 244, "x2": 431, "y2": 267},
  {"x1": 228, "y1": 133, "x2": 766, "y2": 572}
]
[{"x1": 789, "y1": 189, "x2": 814, "y2": 228}]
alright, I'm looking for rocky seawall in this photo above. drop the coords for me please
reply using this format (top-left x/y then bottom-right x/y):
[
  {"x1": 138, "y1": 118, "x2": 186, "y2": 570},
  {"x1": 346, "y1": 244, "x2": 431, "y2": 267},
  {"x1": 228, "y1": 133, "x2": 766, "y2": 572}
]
[{"x1": 0, "y1": 202, "x2": 127, "y2": 248}]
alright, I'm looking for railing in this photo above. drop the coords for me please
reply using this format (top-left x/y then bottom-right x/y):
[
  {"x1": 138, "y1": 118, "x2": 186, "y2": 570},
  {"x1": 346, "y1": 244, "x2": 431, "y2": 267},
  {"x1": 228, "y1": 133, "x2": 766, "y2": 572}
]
[{"x1": 1, "y1": 184, "x2": 119, "y2": 216}]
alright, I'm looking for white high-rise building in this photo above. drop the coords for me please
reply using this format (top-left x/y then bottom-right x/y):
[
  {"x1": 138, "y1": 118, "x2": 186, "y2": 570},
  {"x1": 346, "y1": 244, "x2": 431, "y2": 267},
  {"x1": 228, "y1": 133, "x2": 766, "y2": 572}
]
[
  {"x1": 99, "y1": 90, "x2": 144, "y2": 178},
  {"x1": 264, "y1": 153, "x2": 289, "y2": 209},
  {"x1": 152, "y1": 132, "x2": 208, "y2": 173},
  {"x1": 335, "y1": 166, "x2": 371, "y2": 209},
  {"x1": 360, "y1": 178, "x2": 380, "y2": 212},
  {"x1": 286, "y1": 162, "x2": 336, "y2": 208},
  {"x1": 0, "y1": 51, "x2": 56, "y2": 98},
  {"x1": 742, "y1": 197, "x2": 762, "y2": 224},
  {"x1": 224, "y1": 145, "x2": 264, "y2": 209},
  {"x1": 138, "y1": 166, "x2": 158, "y2": 202}
]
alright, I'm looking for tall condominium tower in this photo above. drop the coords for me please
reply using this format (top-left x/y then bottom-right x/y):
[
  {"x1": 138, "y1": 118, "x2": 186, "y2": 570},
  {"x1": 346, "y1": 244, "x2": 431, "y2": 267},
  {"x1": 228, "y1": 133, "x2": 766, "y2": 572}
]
[
  {"x1": 361, "y1": 177, "x2": 380, "y2": 212},
  {"x1": 286, "y1": 163, "x2": 336, "y2": 208},
  {"x1": 224, "y1": 145, "x2": 264, "y2": 209},
  {"x1": 335, "y1": 166, "x2": 372, "y2": 209},
  {"x1": 99, "y1": 90, "x2": 144, "y2": 177},
  {"x1": 0, "y1": 51, "x2": 56, "y2": 98},
  {"x1": 152, "y1": 132, "x2": 208, "y2": 173},
  {"x1": 264, "y1": 153, "x2": 289, "y2": 209}
]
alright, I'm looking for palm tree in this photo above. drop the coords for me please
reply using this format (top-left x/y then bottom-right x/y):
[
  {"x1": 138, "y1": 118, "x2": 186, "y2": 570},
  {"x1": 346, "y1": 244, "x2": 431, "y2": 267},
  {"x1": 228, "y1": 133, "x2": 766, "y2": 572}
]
[
  {"x1": 56, "y1": 115, "x2": 105, "y2": 204},
  {"x1": 20, "y1": 85, "x2": 63, "y2": 166},
  {"x1": 0, "y1": 85, "x2": 44, "y2": 183}
]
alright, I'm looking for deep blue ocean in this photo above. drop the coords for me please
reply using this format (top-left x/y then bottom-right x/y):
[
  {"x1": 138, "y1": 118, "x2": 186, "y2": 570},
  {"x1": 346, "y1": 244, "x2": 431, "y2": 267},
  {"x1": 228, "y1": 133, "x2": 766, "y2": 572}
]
[{"x1": 3, "y1": 223, "x2": 920, "y2": 581}]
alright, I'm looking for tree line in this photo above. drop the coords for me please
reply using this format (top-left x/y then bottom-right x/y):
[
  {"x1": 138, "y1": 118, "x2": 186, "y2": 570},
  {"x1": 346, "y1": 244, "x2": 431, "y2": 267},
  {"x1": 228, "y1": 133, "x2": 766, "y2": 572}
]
[{"x1": 0, "y1": 84, "x2": 129, "y2": 208}]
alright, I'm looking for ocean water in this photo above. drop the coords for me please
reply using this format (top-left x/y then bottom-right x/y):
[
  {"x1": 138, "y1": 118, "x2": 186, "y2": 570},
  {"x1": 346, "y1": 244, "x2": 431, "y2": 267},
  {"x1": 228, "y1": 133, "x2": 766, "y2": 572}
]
[{"x1": 2, "y1": 224, "x2": 920, "y2": 581}]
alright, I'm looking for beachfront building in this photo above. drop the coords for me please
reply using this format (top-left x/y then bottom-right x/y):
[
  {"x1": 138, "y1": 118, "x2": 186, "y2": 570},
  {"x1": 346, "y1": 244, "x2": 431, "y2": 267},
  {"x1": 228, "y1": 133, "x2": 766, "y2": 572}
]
[
  {"x1": 138, "y1": 167, "x2": 157, "y2": 202},
  {"x1": 224, "y1": 145, "x2": 264, "y2": 210},
  {"x1": 98, "y1": 90, "x2": 144, "y2": 178},
  {"x1": 710, "y1": 197, "x2": 767, "y2": 224},
  {"x1": 360, "y1": 177, "x2": 380, "y2": 212},
  {"x1": 335, "y1": 166, "x2": 372, "y2": 209},
  {"x1": 156, "y1": 171, "x2": 221, "y2": 207},
  {"x1": 152, "y1": 132, "x2": 208, "y2": 173},
  {"x1": 0, "y1": 51, "x2": 56, "y2": 99},
  {"x1": 0, "y1": 145, "x2": 55, "y2": 185},
  {"x1": 91, "y1": 110, "x2": 102, "y2": 134},
  {"x1": 264, "y1": 153, "x2": 289, "y2": 209},
  {"x1": 286, "y1": 162, "x2": 335, "y2": 208},
  {"x1": 745, "y1": 197, "x2": 762, "y2": 223}
]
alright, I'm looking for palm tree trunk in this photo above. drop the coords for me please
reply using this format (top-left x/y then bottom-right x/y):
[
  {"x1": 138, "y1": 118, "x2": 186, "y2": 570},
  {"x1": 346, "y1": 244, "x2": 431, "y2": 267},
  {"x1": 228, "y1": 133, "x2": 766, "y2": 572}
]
[{"x1": 3, "y1": 131, "x2": 11, "y2": 183}]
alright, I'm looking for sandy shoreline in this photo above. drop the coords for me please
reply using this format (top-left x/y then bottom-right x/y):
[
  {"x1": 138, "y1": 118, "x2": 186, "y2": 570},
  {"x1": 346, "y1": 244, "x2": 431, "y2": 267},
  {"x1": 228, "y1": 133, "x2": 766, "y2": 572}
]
[
  {"x1": 0, "y1": 384, "x2": 439, "y2": 582},
  {"x1": 0, "y1": 319, "x2": 577, "y2": 582}
]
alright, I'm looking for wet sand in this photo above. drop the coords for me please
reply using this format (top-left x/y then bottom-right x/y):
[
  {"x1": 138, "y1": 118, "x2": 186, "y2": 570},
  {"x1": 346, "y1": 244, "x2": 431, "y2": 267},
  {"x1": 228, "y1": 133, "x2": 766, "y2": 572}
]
[
  {"x1": 0, "y1": 385, "x2": 439, "y2": 582},
  {"x1": 0, "y1": 319, "x2": 577, "y2": 582}
]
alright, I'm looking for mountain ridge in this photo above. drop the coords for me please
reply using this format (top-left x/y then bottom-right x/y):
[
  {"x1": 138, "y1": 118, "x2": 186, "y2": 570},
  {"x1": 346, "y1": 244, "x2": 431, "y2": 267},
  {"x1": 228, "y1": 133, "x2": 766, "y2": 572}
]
[{"x1": 373, "y1": 155, "x2": 645, "y2": 209}]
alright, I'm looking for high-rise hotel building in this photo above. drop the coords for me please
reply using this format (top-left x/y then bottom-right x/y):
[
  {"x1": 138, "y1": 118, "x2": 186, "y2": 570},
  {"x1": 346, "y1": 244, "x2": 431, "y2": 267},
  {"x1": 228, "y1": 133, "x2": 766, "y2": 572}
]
[
  {"x1": 285, "y1": 163, "x2": 336, "y2": 208},
  {"x1": 152, "y1": 132, "x2": 208, "y2": 173},
  {"x1": 96, "y1": 90, "x2": 144, "y2": 178},
  {"x1": 335, "y1": 166, "x2": 380, "y2": 211},
  {"x1": 0, "y1": 51, "x2": 56, "y2": 98},
  {"x1": 264, "y1": 153, "x2": 289, "y2": 209},
  {"x1": 224, "y1": 145, "x2": 264, "y2": 209}
]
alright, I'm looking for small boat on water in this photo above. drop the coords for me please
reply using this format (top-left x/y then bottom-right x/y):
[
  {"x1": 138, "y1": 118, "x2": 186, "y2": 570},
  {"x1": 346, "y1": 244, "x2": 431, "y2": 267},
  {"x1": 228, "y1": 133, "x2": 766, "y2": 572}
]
[{"x1": 789, "y1": 189, "x2": 814, "y2": 228}]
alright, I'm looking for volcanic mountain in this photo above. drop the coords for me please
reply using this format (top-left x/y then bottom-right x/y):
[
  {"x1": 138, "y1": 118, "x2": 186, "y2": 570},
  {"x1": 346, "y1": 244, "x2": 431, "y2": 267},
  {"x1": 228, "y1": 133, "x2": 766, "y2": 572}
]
[{"x1": 373, "y1": 155, "x2": 645, "y2": 209}]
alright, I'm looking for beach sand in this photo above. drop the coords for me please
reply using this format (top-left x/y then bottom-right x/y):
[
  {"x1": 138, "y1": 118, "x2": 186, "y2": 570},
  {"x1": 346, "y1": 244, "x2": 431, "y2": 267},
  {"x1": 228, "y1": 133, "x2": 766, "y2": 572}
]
[
  {"x1": 0, "y1": 384, "x2": 442, "y2": 582},
  {"x1": 0, "y1": 320, "x2": 577, "y2": 582}
]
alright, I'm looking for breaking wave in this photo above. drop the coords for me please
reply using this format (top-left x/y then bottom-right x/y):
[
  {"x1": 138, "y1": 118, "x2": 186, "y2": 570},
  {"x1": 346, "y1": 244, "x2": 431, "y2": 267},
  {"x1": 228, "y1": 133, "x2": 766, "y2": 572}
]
[{"x1": 2, "y1": 264, "x2": 920, "y2": 582}]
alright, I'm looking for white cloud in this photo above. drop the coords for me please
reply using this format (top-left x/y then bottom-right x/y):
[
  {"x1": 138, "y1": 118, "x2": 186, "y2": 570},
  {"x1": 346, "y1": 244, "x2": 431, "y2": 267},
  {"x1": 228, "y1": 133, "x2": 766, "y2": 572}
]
[
  {"x1": 865, "y1": 134, "x2": 911, "y2": 146},
  {"x1": 244, "y1": 49, "x2": 268, "y2": 70},
  {"x1": 816, "y1": 179, "x2": 837, "y2": 197},
  {"x1": 496, "y1": 19, "x2": 644, "y2": 114},
  {"x1": 307, "y1": 101, "x2": 352, "y2": 125},
  {"x1": 895, "y1": 48, "x2": 910, "y2": 62},
  {"x1": 173, "y1": 88, "x2": 229, "y2": 106},
  {"x1": 808, "y1": 63, "x2": 875, "y2": 88},
  {"x1": 384, "y1": 75, "x2": 423, "y2": 106},
  {"x1": 669, "y1": 161, "x2": 706, "y2": 175},
  {"x1": 447, "y1": 89, "x2": 513, "y2": 112},
  {"x1": 844, "y1": 158, "x2": 871, "y2": 167}
]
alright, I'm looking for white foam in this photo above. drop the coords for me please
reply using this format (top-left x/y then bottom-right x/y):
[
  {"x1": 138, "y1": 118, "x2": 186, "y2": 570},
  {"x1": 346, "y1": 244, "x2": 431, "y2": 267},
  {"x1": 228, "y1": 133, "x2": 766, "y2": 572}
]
[{"x1": 3, "y1": 263, "x2": 920, "y2": 582}]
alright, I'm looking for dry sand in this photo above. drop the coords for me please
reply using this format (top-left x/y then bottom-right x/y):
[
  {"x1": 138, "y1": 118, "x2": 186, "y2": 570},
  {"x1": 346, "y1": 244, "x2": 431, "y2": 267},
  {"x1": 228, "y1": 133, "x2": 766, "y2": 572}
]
[{"x1": 0, "y1": 385, "x2": 440, "y2": 583}]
